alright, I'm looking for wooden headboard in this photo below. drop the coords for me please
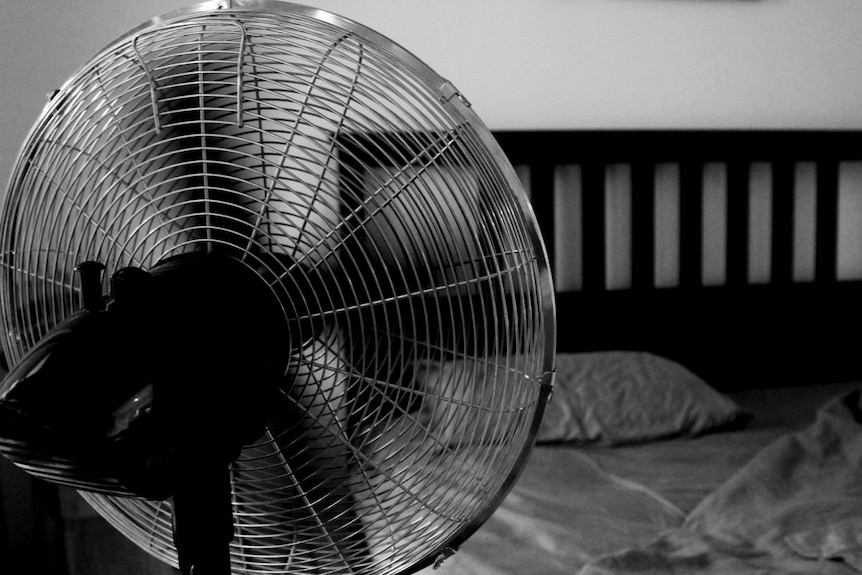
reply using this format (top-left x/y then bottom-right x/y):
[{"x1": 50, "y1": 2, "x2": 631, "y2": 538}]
[{"x1": 494, "y1": 130, "x2": 862, "y2": 390}]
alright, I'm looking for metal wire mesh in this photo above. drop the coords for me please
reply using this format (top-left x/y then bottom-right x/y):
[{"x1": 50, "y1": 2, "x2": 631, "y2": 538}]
[{"x1": 0, "y1": 2, "x2": 554, "y2": 574}]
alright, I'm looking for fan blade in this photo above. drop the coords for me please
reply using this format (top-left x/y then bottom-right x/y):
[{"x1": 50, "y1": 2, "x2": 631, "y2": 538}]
[{"x1": 261, "y1": 321, "x2": 366, "y2": 570}]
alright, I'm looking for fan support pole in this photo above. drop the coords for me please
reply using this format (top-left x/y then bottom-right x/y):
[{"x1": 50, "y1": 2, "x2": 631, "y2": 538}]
[{"x1": 171, "y1": 458, "x2": 234, "y2": 575}]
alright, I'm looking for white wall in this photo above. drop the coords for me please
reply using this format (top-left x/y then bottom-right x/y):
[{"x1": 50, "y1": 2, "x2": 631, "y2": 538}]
[{"x1": 2, "y1": 0, "x2": 862, "y2": 193}]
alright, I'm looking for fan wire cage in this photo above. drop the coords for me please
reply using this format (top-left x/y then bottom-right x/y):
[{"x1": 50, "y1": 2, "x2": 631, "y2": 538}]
[{"x1": 0, "y1": 2, "x2": 555, "y2": 574}]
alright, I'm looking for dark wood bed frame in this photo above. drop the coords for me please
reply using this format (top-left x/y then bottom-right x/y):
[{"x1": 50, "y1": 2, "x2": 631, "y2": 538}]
[
  {"x1": 494, "y1": 130, "x2": 862, "y2": 390},
  {"x1": 2, "y1": 130, "x2": 861, "y2": 574}
]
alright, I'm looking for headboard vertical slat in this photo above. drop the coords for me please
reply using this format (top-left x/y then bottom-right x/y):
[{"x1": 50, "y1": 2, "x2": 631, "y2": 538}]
[
  {"x1": 701, "y1": 162, "x2": 727, "y2": 286},
  {"x1": 605, "y1": 164, "x2": 633, "y2": 290},
  {"x1": 771, "y1": 160, "x2": 796, "y2": 285},
  {"x1": 793, "y1": 162, "x2": 818, "y2": 282},
  {"x1": 655, "y1": 163, "x2": 682, "y2": 288},
  {"x1": 631, "y1": 162, "x2": 655, "y2": 290},
  {"x1": 553, "y1": 165, "x2": 583, "y2": 291},
  {"x1": 678, "y1": 162, "x2": 703, "y2": 288},
  {"x1": 725, "y1": 161, "x2": 750, "y2": 286},
  {"x1": 836, "y1": 162, "x2": 862, "y2": 281},
  {"x1": 529, "y1": 162, "x2": 556, "y2": 279},
  {"x1": 582, "y1": 162, "x2": 606, "y2": 292},
  {"x1": 748, "y1": 162, "x2": 773, "y2": 284},
  {"x1": 815, "y1": 159, "x2": 839, "y2": 283}
]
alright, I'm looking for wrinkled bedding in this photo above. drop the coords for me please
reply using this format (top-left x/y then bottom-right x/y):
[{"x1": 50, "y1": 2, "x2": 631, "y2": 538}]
[
  {"x1": 420, "y1": 446, "x2": 685, "y2": 575},
  {"x1": 423, "y1": 382, "x2": 862, "y2": 575},
  {"x1": 582, "y1": 388, "x2": 862, "y2": 575}
]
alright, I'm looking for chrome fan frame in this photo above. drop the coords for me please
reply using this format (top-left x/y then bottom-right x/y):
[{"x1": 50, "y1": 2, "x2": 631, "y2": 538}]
[{"x1": 0, "y1": 2, "x2": 556, "y2": 574}]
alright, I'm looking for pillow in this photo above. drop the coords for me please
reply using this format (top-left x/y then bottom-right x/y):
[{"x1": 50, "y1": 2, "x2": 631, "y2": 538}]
[{"x1": 537, "y1": 351, "x2": 742, "y2": 445}]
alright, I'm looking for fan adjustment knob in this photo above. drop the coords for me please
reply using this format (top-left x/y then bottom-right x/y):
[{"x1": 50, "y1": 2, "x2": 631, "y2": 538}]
[{"x1": 75, "y1": 261, "x2": 106, "y2": 312}]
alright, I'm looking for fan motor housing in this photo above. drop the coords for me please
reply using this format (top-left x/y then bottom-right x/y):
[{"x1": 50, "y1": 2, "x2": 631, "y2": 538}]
[{"x1": 0, "y1": 253, "x2": 289, "y2": 499}]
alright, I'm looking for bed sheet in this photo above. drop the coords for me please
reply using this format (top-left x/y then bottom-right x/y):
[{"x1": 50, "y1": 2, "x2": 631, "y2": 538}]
[
  {"x1": 583, "y1": 380, "x2": 860, "y2": 515},
  {"x1": 582, "y1": 384, "x2": 862, "y2": 574},
  {"x1": 423, "y1": 381, "x2": 862, "y2": 575},
  {"x1": 419, "y1": 443, "x2": 685, "y2": 575}
]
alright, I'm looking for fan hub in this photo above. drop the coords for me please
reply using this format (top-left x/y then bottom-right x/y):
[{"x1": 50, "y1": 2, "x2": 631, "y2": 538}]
[{"x1": 108, "y1": 253, "x2": 291, "y2": 498}]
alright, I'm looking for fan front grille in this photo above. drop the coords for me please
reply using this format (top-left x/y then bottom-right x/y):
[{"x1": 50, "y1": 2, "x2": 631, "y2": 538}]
[{"x1": 0, "y1": 2, "x2": 554, "y2": 574}]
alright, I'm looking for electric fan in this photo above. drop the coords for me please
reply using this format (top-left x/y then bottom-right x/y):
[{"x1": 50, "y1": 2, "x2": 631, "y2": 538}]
[{"x1": 0, "y1": 1, "x2": 554, "y2": 574}]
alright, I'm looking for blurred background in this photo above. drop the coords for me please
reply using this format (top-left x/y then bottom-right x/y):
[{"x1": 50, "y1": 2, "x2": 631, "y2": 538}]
[{"x1": 1, "y1": 0, "x2": 861, "y2": 573}]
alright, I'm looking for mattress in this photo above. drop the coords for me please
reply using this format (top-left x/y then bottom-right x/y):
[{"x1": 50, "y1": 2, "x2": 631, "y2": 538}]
[{"x1": 423, "y1": 379, "x2": 862, "y2": 575}]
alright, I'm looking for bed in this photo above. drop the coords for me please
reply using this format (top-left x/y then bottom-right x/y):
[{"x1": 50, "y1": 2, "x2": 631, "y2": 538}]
[
  {"x1": 2, "y1": 129, "x2": 862, "y2": 575},
  {"x1": 417, "y1": 130, "x2": 862, "y2": 575}
]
